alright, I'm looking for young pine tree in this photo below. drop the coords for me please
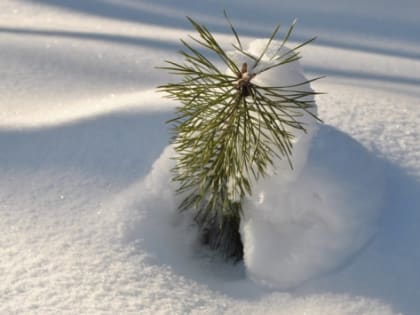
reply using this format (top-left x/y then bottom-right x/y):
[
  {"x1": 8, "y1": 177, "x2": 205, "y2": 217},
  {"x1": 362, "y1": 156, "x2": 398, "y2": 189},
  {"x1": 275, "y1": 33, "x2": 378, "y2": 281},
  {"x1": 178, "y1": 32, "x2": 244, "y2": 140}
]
[{"x1": 158, "y1": 13, "x2": 321, "y2": 261}]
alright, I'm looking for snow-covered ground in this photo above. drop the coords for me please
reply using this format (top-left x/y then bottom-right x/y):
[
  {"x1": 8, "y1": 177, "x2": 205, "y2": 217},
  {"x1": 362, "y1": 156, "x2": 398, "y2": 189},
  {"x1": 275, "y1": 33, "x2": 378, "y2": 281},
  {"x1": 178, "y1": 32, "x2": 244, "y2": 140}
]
[{"x1": 1, "y1": 1, "x2": 420, "y2": 314}]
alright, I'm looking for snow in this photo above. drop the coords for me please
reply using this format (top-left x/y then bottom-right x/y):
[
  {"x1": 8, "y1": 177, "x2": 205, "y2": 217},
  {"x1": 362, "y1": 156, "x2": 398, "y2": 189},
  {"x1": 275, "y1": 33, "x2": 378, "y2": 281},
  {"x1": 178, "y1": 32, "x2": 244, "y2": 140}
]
[
  {"x1": 243, "y1": 124, "x2": 384, "y2": 289},
  {"x1": 1, "y1": 0, "x2": 420, "y2": 314}
]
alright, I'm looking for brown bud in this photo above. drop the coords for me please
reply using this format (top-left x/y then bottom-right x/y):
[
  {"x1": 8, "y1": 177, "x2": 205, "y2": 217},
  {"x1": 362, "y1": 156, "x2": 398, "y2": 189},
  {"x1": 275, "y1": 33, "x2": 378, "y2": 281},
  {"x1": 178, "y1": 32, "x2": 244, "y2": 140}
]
[{"x1": 241, "y1": 62, "x2": 248, "y2": 74}]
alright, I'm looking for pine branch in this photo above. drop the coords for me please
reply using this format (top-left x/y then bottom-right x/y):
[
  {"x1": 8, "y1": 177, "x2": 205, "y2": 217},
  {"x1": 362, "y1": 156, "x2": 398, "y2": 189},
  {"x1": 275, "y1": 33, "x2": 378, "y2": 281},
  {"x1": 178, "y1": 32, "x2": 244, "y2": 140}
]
[{"x1": 157, "y1": 14, "x2": 321, "y2": 261}]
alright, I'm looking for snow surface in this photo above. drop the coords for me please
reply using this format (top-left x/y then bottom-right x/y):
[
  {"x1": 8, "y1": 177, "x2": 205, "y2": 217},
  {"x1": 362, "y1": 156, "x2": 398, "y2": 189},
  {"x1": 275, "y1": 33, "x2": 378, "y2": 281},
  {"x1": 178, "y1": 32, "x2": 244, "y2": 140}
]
[{"x1": 1, "y1": 0, "x2": 420, "y2": 314}]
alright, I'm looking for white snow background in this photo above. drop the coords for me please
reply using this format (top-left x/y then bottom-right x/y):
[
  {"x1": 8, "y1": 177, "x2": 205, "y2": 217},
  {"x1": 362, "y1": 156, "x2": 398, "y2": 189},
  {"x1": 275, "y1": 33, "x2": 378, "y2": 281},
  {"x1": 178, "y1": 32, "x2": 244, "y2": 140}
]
[{"x1": 1, "y1": 0, "x2": 420, "y2": 314}]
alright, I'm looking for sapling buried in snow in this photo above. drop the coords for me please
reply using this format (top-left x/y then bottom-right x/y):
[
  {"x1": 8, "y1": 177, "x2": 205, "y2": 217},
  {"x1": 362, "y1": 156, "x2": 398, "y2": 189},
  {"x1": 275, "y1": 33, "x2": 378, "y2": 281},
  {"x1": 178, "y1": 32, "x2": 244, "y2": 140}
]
[{"x1": 158, "y1": 12, "x2": 322, "y2": 261}]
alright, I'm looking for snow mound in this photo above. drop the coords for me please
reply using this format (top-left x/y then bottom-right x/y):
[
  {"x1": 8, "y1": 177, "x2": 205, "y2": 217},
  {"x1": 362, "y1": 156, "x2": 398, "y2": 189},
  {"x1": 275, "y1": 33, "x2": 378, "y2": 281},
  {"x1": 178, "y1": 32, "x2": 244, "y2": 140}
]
[
  {"x1": 125, "y1": 124, "x2": 384, "y2": 291},
  {"x1": 228, "y1": 39, "x2": 385, "y2": 289},
  {"x1": 242, "y1": 125, "x2": 385, "y2": 289},
  {"x1": 122, "y1": 145, "x2": 199, "y2": 265}
]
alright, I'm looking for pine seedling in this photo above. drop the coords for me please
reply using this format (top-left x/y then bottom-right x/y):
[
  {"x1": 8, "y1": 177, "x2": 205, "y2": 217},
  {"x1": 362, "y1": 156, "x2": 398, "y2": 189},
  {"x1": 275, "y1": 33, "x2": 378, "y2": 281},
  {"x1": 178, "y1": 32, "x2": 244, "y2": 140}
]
[{"x1": 158, "y1": 13, "x2": 322, "y2": 261}]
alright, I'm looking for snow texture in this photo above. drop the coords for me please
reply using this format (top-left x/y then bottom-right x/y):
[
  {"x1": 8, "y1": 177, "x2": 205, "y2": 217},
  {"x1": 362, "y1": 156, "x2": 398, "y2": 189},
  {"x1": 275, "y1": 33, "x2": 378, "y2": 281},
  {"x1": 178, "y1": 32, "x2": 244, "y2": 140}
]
[{"x1": 1, "y1": 0, "x2": 420, "y2": 314}]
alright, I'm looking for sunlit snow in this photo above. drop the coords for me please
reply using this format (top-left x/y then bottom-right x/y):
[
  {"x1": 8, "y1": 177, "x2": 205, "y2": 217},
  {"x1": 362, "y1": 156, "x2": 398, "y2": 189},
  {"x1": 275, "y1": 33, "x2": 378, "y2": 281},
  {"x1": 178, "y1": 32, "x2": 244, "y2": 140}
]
[{"x1": 1, "y1": 1, "x2": 420, "y2": 314}]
